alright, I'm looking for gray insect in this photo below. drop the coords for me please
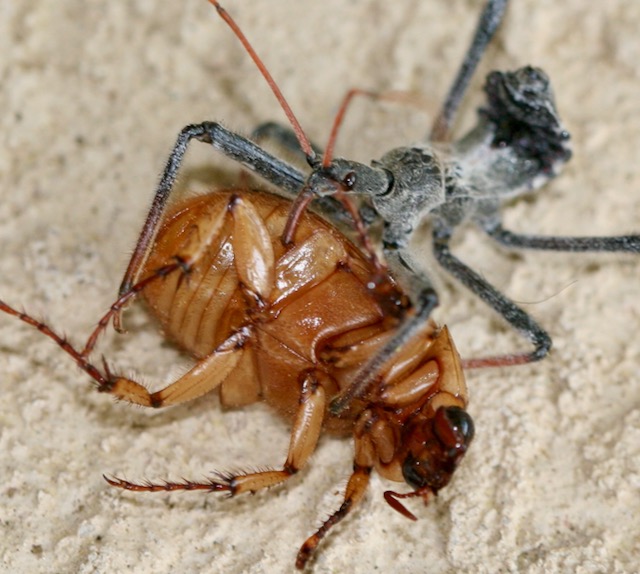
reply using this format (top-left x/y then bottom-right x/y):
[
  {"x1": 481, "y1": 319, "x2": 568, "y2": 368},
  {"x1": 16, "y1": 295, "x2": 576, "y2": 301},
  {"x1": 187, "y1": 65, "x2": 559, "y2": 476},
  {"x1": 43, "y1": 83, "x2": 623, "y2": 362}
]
[{"x1": 117, "y1": 0, "x2": 637, "y2": 414}]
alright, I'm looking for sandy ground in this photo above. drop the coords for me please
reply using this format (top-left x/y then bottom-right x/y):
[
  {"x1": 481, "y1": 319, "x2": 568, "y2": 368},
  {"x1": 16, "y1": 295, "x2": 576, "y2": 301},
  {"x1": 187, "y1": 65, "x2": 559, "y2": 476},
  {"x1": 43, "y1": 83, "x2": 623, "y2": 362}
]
[{"x1": 1, "y1": 1, "x2": 639, "y2": 573}]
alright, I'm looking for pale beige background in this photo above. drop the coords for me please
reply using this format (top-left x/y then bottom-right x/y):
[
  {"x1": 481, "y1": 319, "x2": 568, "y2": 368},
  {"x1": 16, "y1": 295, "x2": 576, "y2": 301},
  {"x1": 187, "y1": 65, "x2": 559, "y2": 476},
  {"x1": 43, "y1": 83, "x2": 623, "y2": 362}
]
[{"x1": 1, "y1": 1, "x2": 639, "y2": 573}]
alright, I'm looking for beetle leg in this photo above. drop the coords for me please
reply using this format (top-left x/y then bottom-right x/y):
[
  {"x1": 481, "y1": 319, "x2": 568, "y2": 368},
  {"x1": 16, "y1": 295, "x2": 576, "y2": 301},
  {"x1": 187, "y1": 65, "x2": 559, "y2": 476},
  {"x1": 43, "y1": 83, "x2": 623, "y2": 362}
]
[
  {"x1": 0, "y1": 295, "x2": 248, "y2": 408},
  {"x1": 296, "y1": 464, "x2": 371, "y2": 570},
  {"x1": 229, "y1": 195, "x2": 275, "y2": 299},
  {"x1": 0, "y1": 299, "x2": 116, "y2": 388},
  {"x1": 220, "y1": 368, "x2": 329, "y2": 494},
  {"x1": 103, "y1": 329, "x2": 247, "y2": 408},
  {"x1": 83, "y1": 194, "x2": 258, "y2": 359},
  {"x1": 106, "y1": 369, "x2": 329, "y2": 496}
]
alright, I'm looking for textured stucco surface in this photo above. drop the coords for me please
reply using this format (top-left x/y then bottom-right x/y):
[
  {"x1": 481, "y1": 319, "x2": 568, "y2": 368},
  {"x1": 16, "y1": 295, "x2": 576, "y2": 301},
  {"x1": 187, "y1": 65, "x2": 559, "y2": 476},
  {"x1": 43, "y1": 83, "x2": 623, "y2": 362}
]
[{"x1": 1, "y1": 1, "x2": 639, "y2": 573}]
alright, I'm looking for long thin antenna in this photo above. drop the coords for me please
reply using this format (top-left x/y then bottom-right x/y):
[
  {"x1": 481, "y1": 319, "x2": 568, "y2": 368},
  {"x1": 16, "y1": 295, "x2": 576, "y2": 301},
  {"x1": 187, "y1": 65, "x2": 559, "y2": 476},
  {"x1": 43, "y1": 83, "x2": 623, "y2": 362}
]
[
  {"x1": 322, "y1": 88, "x2": 374, "y2": 167},
  {"x1": 208, "y1": 1, "x2": 317, "y2": 163}
]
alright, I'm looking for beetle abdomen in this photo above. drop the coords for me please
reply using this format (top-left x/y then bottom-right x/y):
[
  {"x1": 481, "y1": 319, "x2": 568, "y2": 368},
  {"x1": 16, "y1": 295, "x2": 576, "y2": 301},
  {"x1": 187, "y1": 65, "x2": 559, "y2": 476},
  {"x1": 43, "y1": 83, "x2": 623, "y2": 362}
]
[{"x1": 141, "y1": 189, "x2": 400, "y2": 417}]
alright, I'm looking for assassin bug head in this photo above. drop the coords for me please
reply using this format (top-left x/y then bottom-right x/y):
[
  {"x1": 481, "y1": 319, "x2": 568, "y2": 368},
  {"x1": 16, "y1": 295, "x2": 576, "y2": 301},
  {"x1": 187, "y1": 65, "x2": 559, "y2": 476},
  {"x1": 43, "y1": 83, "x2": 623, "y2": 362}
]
[{"x1": 385, "y1": 405, "x2": 475, "y2": 521}]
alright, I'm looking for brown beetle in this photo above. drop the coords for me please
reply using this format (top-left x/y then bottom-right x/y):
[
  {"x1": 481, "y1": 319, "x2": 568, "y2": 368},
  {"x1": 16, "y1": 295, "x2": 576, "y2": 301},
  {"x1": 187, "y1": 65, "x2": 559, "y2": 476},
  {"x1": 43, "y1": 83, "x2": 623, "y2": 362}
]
[{"x1": 0, "y1": 184, "x2": 472, "y2": 568}]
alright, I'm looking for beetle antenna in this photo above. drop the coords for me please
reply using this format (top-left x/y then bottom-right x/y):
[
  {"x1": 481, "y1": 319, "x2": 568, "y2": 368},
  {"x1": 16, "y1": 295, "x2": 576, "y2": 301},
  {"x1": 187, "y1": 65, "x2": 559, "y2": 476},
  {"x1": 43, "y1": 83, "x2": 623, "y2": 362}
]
[{"x1": 383, "y1": 487, "x2": 433, "y2": 521}]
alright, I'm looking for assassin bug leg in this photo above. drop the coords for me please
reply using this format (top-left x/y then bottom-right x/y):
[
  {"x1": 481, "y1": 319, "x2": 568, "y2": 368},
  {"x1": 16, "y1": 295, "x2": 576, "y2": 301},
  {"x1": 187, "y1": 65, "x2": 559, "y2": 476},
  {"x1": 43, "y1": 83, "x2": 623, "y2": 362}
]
[
  {"x1": 430, "y1": 0, "x2": 509, "y2": 142},
  {"x1": 113, "y1": 122, "x2": 307, "y2": 330}
]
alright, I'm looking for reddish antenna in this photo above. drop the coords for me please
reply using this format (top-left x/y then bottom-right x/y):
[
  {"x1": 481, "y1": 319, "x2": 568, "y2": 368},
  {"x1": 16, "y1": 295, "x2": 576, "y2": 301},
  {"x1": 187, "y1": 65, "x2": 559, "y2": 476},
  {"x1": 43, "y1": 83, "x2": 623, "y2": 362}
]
[
  {"x1": 207, "y1": 1, "x2": 317, "y2": 163},
  {"x1": 383, "y1": 487, "x2": 433, "y2": 521},
  {"x1": 322, "y1": 89, "x2": 375, "y2": 167}
]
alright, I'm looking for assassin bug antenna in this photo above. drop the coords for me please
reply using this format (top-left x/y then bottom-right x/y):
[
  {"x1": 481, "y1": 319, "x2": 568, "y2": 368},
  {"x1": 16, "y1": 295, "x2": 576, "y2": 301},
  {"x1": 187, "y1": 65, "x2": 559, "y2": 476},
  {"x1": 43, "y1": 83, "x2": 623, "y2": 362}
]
[{"x1": 207, "y1": 0, "x2": 317, "y2": 165}]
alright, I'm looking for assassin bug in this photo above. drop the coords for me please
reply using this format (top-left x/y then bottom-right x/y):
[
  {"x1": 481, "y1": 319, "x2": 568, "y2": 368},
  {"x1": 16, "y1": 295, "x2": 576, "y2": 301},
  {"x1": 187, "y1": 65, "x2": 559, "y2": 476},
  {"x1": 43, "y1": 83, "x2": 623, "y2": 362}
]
[
  {"x1": 2, "y1": 0, "x2": 636, "y2": 572},
  {"x1": 208, "y1": 0, "x2": 640, "y2": 380}
]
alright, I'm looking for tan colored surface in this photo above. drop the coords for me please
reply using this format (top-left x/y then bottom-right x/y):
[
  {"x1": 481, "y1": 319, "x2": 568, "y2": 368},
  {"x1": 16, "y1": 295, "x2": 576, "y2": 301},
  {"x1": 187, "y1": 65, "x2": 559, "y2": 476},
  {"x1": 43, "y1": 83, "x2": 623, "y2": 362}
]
[{"x1": 1, "y1": 1, "x2": 639, "y2": 572}]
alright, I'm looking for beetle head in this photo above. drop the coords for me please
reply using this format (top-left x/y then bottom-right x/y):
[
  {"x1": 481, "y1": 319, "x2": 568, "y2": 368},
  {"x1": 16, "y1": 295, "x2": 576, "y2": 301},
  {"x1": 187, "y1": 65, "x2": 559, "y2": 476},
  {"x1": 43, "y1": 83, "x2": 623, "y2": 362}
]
[{"x1": 385, "y1": 405, "x2": 474, "y2": 520}]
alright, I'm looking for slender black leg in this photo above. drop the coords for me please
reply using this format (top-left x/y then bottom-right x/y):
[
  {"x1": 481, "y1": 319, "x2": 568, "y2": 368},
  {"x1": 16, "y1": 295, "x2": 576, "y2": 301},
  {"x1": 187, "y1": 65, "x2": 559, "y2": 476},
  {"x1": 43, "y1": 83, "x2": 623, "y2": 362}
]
[
  {"x1": 252, "y1": 121, "x2": 324, "y2": 159},
  {"x1": 430, "y1": 0, "x2": 509, "y2": 141},
  {"x1": 432, "y1": 227, "x2": 552, "y2": 365},
  {"x1": 483, "y1": 222, "x2": 640, "y2": 253},
  {"x1": 330, "y1": 285, "x2": 439, "y2": 415},
  {"x1": 117, "y1": 122, "x2": 305, "y2": 300}
]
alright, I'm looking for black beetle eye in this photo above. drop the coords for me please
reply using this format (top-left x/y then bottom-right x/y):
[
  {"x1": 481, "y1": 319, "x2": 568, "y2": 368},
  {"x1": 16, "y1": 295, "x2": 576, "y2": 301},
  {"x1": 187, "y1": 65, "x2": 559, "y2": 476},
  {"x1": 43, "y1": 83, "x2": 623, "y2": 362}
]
[
  {"x1": 434, "y1": 406, "x2": 474, "y2": 452},
  {"x1": 402, "y1": 453, "x2": 430, "y2": 490},
  {"x1": 342, "y1": 171, "x2": 357, "y2": 189}
]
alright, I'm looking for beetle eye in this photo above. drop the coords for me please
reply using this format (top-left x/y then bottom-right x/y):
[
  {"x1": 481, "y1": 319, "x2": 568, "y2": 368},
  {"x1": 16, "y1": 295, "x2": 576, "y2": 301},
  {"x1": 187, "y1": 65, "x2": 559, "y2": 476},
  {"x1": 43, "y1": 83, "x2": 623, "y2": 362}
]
[
  {"x1": 434, "y1": 406, "x2": 474, "y2": 453},
  {"x1": 402, "y1": 454, "x2": 430, "y2": 490}
]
